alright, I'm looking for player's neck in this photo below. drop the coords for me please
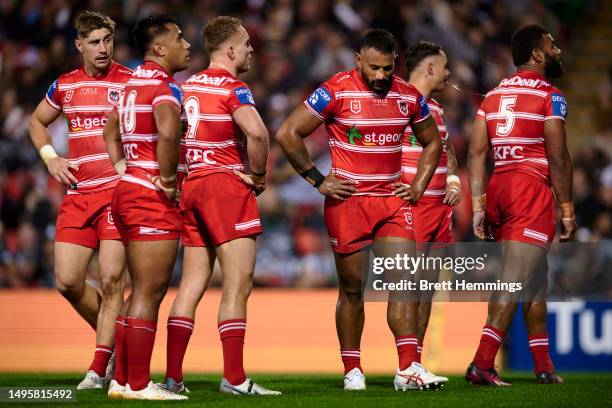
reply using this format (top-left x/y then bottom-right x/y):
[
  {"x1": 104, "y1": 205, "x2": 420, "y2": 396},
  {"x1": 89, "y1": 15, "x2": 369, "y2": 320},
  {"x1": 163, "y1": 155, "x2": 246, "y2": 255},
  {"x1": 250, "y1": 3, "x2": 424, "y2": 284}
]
[
  {"x1": 208, "y1": 60, "x2": 237, "y2": 77},
  {"x1": 409, "y1": 78, "x2": 432, "y2": 100},
  {"x1": 144, "y1": 56, "x2": 174, "y2": 75},
  {"x1": 517, "y1": 64, "x2": 545, "y2": 78}
]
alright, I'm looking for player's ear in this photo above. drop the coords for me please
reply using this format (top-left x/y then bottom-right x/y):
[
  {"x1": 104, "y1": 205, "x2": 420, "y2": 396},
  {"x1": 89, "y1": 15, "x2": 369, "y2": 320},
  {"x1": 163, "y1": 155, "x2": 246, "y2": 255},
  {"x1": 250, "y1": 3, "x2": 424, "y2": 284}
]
[
  {"x1": 355, "y1": 52, "x2": 362, "y2": 69},
  {"x1": 228, "y1": 45, "x2": 235, "y2": 60},
  {"x1": 75, "y1": 38, "x2": 83, "y2": 54},
  {"x1": 532, "y1": 47, "x2": 545, "y2": 64},
  {"x1": 427, "y1": 62, "x2": 434, "y2": 76}
]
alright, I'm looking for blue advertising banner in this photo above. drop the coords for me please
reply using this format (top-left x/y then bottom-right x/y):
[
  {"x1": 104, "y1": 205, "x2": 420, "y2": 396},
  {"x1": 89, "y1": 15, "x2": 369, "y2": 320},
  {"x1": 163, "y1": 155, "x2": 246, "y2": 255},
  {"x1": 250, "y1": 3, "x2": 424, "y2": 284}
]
[{"x1": 508, "y1": 302, "x2": 612, "y2": 371}]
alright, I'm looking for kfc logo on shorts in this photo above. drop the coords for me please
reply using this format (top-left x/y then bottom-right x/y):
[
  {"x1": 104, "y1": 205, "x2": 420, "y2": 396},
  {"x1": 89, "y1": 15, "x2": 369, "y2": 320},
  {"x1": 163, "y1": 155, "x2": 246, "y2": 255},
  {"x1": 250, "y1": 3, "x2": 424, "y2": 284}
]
[
  {"x1": 350, "y1": 99, "x2": 361, "y2": 114},
  {"x1": 108, "y1": 89, "x2": 120, "y2": 105},
  {"x1": 397, "y1": 100, "x2": 409, "y2": 116},
  {"x1": 63, "y1": 89, "x2": 74, "y2": 103}
]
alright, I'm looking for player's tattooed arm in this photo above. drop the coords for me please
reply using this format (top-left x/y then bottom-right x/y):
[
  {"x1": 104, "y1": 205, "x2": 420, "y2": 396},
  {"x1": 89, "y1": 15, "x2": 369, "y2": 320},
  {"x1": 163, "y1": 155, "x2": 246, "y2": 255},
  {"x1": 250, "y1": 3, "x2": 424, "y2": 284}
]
[
  {"x1": 467, "y1": 118, "x2": 489, "y2": 240},
  {"x1": 29, "y1": 98, "x2": 78, "y2": 186},
  {"x1": 103, "y1": 110, "x2": 126, "y2": 176},
  {"x1": 544, "y1": 118, "x2": 576, "y2": 241},
  {"x1": 276, "y1": 105, "x2": 357, "y2": 199},
  {"x1": 406, "y1": 115, "x2": 442, "y2": 201}
]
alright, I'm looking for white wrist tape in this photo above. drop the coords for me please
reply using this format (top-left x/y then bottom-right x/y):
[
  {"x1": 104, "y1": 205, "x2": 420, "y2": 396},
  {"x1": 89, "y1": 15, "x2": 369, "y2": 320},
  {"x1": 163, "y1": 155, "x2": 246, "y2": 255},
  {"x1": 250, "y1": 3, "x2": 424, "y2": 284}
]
[
  {"x1": 446, "y1": 175, "x2": 460, "y2": 185},
  {"x1": 39, "y1": 144, "x2": 58, "y2": 165}
]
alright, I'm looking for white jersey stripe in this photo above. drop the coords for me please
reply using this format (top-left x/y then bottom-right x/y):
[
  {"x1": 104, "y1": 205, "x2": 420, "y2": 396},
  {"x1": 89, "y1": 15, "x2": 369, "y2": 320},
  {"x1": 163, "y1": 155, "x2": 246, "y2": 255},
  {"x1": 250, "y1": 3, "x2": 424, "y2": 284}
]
[
  {"x1": 329, "y1": 140, "x2": 402, "y2": 153},
  {"x1": 182, "y1": 84, "x2": 231, "y2": 95},
  {"x1": 58, "y1": 81, "x2": 125, "y2": 91},
  {"x1": 333, "y1": 168, "x2": 400, "y2": 181}
]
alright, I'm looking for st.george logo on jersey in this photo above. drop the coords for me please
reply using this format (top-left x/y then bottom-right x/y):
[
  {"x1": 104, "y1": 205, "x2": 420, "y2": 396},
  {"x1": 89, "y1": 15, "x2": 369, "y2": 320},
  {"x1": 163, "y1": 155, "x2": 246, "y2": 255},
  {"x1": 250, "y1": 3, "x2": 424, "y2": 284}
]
[
  {"x1": 108, "y1": 89, "x2": 120, "y2": 105},
  {"x1": 397, "y1": 100, "x2": 409, "y2": 116}
]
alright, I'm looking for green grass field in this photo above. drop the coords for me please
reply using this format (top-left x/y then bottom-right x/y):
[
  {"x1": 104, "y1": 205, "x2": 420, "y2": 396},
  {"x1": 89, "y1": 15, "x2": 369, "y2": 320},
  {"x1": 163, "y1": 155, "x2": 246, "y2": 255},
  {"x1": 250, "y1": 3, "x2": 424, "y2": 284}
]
[{"x1": 1, "y1": 372, "x2": 611, "y2": 407}]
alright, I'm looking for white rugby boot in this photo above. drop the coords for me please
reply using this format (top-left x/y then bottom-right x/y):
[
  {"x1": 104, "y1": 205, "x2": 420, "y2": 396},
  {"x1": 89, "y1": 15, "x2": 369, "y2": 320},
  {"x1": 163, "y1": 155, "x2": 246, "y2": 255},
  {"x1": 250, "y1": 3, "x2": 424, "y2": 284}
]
[
  {"x1": 107, "y1": 379, "x2": 126, "y2": 399},
  {"x1": 219, "y1": 378, "x2": 281, "y2": 395},
  {"x1": 123, "y1": 381, "x2": 188, "y2": 400},
  {"x1": 77, "y1": 370, "x2": 106, "y2": 390},
  {"x1": 393, "y1": 362, "x2": 448, "y2": 391},
  {"x1": 344, "y1": 367, "x2": 366, "y2": 390}
]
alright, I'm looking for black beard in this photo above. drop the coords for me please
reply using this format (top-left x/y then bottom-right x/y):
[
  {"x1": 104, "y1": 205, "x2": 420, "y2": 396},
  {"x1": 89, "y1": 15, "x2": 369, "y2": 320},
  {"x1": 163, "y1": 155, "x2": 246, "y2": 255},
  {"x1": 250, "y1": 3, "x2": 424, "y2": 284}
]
[
  {"x1": 544, "y1": 55, "x2": 564, "y2": 78},
  {"x1": 361, "y1": 71, "x2": 392, "y2": 96}
]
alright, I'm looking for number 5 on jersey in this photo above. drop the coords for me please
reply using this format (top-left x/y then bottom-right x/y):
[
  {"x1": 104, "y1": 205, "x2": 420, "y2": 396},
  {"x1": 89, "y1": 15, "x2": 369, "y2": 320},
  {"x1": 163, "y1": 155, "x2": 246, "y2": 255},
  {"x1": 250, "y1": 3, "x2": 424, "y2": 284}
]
[{"x1": 496, "y1": 95, "x2": 517, "y2": 136}]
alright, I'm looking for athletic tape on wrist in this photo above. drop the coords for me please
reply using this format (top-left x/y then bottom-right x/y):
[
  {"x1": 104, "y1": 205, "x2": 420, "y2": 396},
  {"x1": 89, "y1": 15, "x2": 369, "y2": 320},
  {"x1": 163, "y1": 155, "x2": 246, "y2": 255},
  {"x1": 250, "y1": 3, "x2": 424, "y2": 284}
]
[
  {"x1": 39, "y1": 144, "x2": 58, "y2": 165},
  {"x1": 300, "y1": 167, "x2": 325, "y2": 188}
]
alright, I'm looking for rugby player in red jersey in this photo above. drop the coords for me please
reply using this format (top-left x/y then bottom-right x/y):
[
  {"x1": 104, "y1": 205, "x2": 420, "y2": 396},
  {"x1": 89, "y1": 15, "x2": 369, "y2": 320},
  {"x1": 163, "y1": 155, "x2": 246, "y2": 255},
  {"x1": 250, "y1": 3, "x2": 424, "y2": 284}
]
[
  {"x1": 160, "y1": 16, "x2": 280, "y2": 396},
  {"x1": 29, "y1": 11, "x2": 132, "y2": 390},
  {"x1": 467, "y1": 24, "x2": 576, "y2": 386},
  {"x1": 395, "y1": 41, "x2": 461, "y2": 364},
  {"x1": 103, "y1": 15, "x2": 190, "y2": 400},
  {"x1": 276, "y1": 29, "x2": 447, "y2": 391}
]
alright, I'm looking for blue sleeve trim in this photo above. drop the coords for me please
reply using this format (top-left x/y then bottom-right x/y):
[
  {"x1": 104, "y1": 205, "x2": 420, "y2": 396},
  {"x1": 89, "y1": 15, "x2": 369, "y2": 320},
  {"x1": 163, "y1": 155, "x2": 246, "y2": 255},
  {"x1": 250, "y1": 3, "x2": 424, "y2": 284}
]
[
  {"x1": 550, "y1": 93, "x2": 567, "y2": 119},
  {"x1": 168, "y1": 82, "x2": 183, "y2": 105},
  {"x1": 306, "y1": 86, "x2": 332, "y2": 114},
  {"x1": 234, "y1": 86, "x2": 256, "y2": 105}
]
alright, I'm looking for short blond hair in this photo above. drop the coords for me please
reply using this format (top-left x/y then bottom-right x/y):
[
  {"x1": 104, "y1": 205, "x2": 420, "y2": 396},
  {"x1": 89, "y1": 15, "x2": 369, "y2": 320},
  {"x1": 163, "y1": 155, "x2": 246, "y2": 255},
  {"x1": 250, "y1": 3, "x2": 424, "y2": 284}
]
[
  {"x1": 202, "y1": 16, "x2": 242, "y2": 54},
  {"x1": 75, "y1": 11, "x2": 115, "y2": 38}
]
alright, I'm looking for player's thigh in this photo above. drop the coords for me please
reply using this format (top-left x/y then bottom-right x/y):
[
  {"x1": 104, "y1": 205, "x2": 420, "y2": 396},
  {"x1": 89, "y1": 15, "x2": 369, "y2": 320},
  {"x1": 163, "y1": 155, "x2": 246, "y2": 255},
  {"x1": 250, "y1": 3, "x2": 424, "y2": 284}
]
[
  {"x1": 54, "y1": 242, "x2": 95, "y2": 288},
  {"x1": 127, "y1": 239, "x2": 179, "y2": 292},
  {"x1": 501, "y1": 240, "x2": 547, "y2": 292},
  {"x1": 334, "y1": 250, "x2": 368, "y2": 295},
  {"x1": 216, "y1": 237, "x2": 257, "y2": 288},
  {"x1": 98, "y1": 239, "x2": 126, "y2": 285}
]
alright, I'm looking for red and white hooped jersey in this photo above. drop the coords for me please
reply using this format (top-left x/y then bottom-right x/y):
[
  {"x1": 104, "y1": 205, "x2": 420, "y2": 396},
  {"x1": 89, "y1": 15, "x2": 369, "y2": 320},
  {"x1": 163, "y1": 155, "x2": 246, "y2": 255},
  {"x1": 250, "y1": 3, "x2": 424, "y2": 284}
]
[
  {"x1": 45, "y1": 62, "x2": 132, "y2": 194},
  {"x1": 117, "y1": 61, "x2": 184, "y2": 191},
  {"x1": 477, "y1": 69, "x2": 568, "y2": 184},
  {"x1": 304, "y1": 69, "x2": 431, "y2": 196},
  {"x1": 181, "y1": 68, "x2": 256, "y2": 179},
  {"x1": 401, "y1": 97, "x2": 448, "y2": 197}
]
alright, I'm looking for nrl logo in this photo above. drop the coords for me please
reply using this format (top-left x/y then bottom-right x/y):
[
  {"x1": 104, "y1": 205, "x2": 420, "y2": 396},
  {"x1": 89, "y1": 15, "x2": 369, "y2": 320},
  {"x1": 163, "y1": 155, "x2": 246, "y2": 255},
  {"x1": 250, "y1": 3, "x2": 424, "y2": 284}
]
[
  {"x1": 108, "y1": 89, "x2": 120, "y2": 105},
  {"x1": 63, "y1": 89, "x2": 74, "y2": 103},
  {"x1": 397, "y1": 100, "x2": 408, "y2": 116},
  {"x1": 350, "y1": 99, "x2": 361, "y2": 114}
]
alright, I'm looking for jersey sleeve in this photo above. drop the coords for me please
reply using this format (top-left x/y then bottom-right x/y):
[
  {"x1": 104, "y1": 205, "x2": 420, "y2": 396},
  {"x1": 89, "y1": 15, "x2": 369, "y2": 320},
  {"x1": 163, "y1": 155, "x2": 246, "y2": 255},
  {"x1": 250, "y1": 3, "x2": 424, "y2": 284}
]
[
  {"x1": 544, "y1": 89, "x2": 568, "y2": 121},
  {"x1": 411, "y1": 92, "x2": 431, "y2": 124},
  {"x1": 227, "y1": 84, "x2": 256, "y2": 113},
  {"x1": 45, "y1": 79, "x2": 62, "y2": 111},
  {"x1": 152, "y1": 81, "x2": 183, "y2": 109},
  {"x1": 476, "y1": 99, "x2": 486, "y2": 120},
  {"x1": 303, "y1": 84, "x2": 336, "y2": 121}
]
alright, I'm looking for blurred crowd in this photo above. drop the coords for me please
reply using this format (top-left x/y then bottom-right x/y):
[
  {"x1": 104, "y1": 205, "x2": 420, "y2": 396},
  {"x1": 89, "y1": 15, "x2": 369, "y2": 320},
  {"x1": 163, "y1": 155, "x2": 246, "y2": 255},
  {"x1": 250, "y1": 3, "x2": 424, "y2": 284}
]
[{"x1": 1, "y1": 0, "x2": 609, "y2": 289}]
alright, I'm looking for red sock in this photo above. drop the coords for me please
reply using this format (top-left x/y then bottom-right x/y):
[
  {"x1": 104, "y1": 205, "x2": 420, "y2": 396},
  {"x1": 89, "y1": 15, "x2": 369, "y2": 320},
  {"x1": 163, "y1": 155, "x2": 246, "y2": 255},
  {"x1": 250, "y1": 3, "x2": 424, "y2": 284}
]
[
  {"x1": 473, "y1": 325, "x2": 505, "y2": 370},
  {"x1": 417, "y1": 340, "x2": 423, "y2": 363},
  {"x1": 529, "y1": 333, "x2": 554, "y2": 373},
  {"x1": 340, "y1": 349, "x2": 362, "y2": 374},
  {"x1": 218, "y1": 319, "x2": 247, "y2": 385},
  {"x1": 88, "y1": 344, "x2": 113, "y2": 377},
  {"x1": 396, "y1": 335, "x2": 418, "y2": 370},
  {"x1": 126, "y1": 317, "x2": 157, "y2": 391},
  {"x1": 114, "y1": 316, "x2": 128, "y2": 386},
  {"x1": 165, "y1": 316, "x2": 194, "y2": 383}
]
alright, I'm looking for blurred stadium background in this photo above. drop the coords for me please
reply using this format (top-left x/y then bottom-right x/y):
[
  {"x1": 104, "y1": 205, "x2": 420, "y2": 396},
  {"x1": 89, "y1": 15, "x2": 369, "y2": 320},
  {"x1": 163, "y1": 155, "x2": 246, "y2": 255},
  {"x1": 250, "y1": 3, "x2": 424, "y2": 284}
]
[{"x1": 0, "y1": 0, "x2": 610, "y2": 375}]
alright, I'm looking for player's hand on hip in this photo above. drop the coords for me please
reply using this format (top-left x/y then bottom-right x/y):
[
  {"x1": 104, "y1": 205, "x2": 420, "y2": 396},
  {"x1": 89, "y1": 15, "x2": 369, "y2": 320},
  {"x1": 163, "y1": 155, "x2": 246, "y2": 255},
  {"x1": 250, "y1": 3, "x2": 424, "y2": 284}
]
[
  {"x1": 150, "y1": 175, "x2": 177, "y2": 203},
  {"x1": 317, "y1": 173, "x2": 358, "y2": 200},
  {"x1": 473, "y1": 210, "x2": 487, "y2": 240},
  {"x1": 233, "y1": 170, "x2": 266, "y2": 196},
  {"x1": 559, "y1": 217, "x2": 577, "y2": 242},
  {"x1": 443, "y1": 181, "x2": 461, "y2": 206},
  {"x1": 47, "y1": 156, "x2": 78, "y2": 187},
  {"x1": 392, "y1": 182, "x2": 421, "y2": 203}
]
